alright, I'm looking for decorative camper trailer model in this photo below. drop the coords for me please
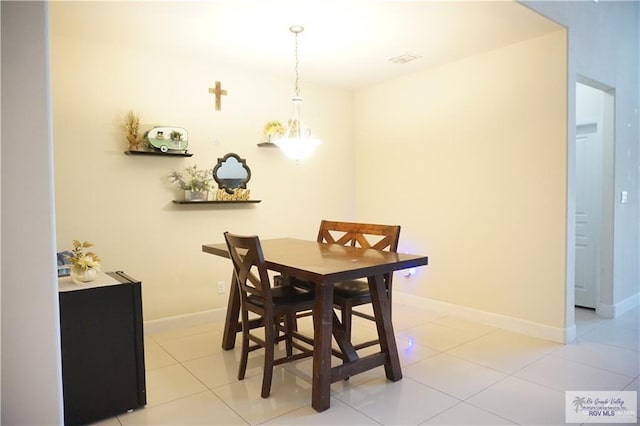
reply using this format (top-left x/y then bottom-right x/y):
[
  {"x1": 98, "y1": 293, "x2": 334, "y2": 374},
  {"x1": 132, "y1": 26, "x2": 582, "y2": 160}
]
[{"x1": 145, "y1": 126, "x2": 189, "y2": 153}]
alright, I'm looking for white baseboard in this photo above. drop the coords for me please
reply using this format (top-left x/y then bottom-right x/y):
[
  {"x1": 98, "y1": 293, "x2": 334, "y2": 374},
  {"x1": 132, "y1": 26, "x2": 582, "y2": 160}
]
[
  {"x1": 144, "y1": 293, "x2": 581, "y2": 344},
  {"x1": 393, "y1": 292, "x2": 576, "y2": 344},
  {"x1": 144, "y1": 307, "x2": 227, "y2": 335},
  {"x1": 597, "y1": 292, "x2": 640, "y2": 319}
]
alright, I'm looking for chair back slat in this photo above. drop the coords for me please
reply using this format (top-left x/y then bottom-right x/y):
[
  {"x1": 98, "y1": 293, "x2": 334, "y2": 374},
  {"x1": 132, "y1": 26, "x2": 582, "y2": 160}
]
[
  {"x1": 317, "y1": 220, "x2": 400, "y2": 252},
  {"x1": 224, "y1": 232, "x2": 272, "y2": 304}
]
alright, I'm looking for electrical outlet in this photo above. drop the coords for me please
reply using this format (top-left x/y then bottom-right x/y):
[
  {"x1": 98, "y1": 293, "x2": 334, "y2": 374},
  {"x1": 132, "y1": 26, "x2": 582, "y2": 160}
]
[{"x1": 217, "y1": 281, "x2": 225, "y2": 294}]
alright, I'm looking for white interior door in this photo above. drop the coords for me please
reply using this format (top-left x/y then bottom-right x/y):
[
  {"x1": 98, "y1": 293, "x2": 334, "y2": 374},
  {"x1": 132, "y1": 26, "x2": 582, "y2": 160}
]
[{"x1": 575, "y1": 122, "x2": 602, "y2": 308}]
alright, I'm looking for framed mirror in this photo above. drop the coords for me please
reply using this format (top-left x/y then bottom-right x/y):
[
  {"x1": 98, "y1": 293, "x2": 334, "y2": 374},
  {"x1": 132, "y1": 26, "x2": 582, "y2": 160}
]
[{"x1": 212, "y1": 153, "x2": 251, "y2": 194}]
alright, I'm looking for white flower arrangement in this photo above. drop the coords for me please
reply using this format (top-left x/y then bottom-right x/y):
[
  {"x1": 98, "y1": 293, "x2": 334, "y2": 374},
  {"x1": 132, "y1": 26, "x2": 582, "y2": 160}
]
[{"x1": 169, "y1": 165, "x2": 213, "y2": 192}]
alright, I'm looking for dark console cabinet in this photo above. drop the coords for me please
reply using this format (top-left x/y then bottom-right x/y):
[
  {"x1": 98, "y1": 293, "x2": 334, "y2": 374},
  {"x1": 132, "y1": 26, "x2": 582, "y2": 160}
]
[{"x1": 59, "y1": 271, "x2": 146, "y2": 425}]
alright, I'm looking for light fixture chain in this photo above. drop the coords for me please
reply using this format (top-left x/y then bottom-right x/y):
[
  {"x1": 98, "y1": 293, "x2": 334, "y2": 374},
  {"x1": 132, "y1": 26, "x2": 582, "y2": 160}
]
[{"x1": 294, "y1": 30, "x2": 300, "y2": 97}]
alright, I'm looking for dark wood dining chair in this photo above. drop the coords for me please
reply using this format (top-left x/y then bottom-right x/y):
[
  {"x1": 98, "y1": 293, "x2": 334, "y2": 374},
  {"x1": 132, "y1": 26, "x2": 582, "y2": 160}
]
[
  {"x1": 287, "y1": 220, "x2": 401, "y2": 350},
  {"x1": 224, "y1": 231, "x2": 314, "y2": 398}
]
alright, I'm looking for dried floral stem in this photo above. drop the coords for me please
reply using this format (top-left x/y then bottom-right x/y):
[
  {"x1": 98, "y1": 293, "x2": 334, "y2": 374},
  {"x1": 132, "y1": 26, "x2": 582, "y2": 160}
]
[{"x1": 125, "y1": 110, "x2": 144, "y2": 148}]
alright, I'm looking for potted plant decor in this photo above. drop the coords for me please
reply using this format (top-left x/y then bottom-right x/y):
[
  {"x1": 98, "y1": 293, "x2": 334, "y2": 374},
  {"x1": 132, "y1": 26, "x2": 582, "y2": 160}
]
[
  {"x1": 169, "y1": 164, "x2": 214, "y2": 201},
  {"x1": 65, "y1": 240, "x2": 101, "y2": 284},
  {"x1": 263, "y1": 120, "x2": 285, "y2": 142}
]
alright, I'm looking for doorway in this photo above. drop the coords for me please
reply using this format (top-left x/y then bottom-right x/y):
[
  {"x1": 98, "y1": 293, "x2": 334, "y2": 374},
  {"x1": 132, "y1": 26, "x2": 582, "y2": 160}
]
[{"x1": 574, "y1": 79, "x2": 615, "y2": 310}]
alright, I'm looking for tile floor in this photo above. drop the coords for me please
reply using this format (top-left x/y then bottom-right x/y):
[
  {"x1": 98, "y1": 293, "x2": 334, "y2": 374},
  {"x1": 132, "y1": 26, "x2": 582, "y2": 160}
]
[{"x1": 98, "y1": 305, "x2": 638, "y2": 425}]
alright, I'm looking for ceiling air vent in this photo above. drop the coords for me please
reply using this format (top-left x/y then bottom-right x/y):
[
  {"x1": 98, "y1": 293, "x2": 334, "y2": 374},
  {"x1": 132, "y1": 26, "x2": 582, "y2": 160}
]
[{"x1": 388, "y1": 53, "x2": 421, "y2": 65}]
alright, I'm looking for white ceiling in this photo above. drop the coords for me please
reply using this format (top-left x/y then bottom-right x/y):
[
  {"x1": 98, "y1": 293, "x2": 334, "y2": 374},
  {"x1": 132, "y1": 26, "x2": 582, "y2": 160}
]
[{"x1": 50, "y1": 1, "x2": 562, "y2": 90}]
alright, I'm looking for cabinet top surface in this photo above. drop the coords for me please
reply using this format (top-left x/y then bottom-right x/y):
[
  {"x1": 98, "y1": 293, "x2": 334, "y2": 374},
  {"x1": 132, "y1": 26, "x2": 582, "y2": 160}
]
[{"x1": 59, "y1": 272, "x2": 125, "y2": 292}]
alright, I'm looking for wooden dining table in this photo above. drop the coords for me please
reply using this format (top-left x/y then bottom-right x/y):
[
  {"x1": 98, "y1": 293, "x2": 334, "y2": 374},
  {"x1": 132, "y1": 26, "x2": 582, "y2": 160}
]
[{"x1": 202, "y1": 238, "x2": 428, "y2": 412}]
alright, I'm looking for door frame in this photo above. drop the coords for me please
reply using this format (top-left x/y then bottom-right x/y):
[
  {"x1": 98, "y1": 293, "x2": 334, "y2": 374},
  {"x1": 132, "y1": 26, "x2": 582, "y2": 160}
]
[{"x1": 574, "y1": 75, "x2": 615, "y2": 317}]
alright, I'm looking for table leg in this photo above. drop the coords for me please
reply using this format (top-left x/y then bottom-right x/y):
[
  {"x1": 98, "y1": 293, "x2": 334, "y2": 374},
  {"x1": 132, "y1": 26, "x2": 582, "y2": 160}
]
[
  {"x1": 311, "y1": 282, "x2": 333, "y2": 412},
  {"x1": 221, "y1": 271, "x2": 240, "y2": 350},
  {"x1": 368, "y1": 273, "x2": 402, "y2": 381}
]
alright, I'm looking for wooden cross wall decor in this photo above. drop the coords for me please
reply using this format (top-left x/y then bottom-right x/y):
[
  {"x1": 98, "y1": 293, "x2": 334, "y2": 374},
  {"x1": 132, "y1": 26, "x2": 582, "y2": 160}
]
[{"x1": 208, "y1": 81, "x2": 228, "y2": 111}]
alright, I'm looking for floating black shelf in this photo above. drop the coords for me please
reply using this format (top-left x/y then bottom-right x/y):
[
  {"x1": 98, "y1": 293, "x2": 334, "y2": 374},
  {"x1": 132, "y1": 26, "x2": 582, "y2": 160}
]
[
  {"x1": 257, "y1": 142, "x2": 278, "y2": 148},
  {"x1": 125, "y1": 150, "x2": 193, "y2": 157},
  {"x1": 172, "y1": 200, "x2": 261, "y2": 204}
]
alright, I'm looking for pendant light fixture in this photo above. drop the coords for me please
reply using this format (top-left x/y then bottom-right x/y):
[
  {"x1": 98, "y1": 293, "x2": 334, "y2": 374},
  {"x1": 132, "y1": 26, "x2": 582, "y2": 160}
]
[{"x1": 273, "y1": 25, "x2": 321, "y2": 161}]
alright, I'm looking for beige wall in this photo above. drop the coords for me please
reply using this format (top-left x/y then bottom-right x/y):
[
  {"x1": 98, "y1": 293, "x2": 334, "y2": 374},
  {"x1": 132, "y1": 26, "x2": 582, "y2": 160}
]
[
  {"x1": 354, "y1": 31, "x2": 568, "y2": 328},
  {"x1": 50, "y1": 7, "x2": 570, "y2": 331},
  {"x1": 50, "y1": 35, "x2": 356, "y2": 320},
  {"x1": 525, "y1": 0, "x2": 640, "y2": 318}
]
